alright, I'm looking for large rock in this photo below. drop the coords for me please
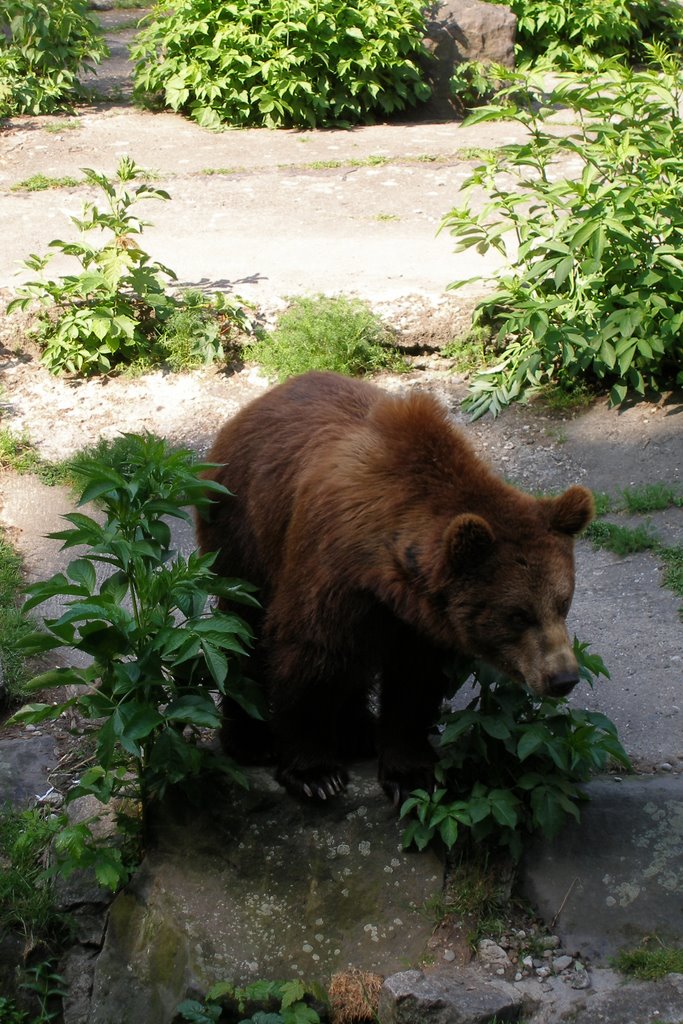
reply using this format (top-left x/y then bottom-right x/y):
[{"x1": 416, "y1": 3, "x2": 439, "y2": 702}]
[
  {"x1": 85, "y1": 764, "x2": 444, "y2": 1024},
  {"x1": 379, "y1": 967, "x2": 524, "y2": 1023},
  {"x1": 420, "y1": 0, "x2": 517, "y2": 120}
]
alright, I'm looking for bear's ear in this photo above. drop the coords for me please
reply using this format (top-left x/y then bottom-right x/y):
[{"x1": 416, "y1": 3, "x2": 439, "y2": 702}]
[
  {"x1": 443, "y1": 513, "x2": 496, "y2": 575},
  {"x1": 546, "y1": 485, "x2": 595, "y2": 536}
]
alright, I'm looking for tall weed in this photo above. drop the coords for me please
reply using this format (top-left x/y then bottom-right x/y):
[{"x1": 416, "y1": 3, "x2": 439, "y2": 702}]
[{"x1": 10, "y1": 435, "x2": 259, "y2": 889}]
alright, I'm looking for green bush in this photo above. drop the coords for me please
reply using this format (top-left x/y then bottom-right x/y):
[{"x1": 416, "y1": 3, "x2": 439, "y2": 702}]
[
  {"x1": 178, "y1": 979, "x2": 323, "y2": 1024},
  {"x1": 401, "y1": 644, "x2": 630, "y2": 858},
  {"x1": 8, "y1": 158, "x2": 252, "y2": 376},
  {"x1": 442, "y1": 52, "x2": 683, "y2": 417},
  {"x1": 249, "y1": 294, "x2": 403, "y2": 379},
  {"x1": 131, "y1": 0, "x2": 432, "y2": 129},
  {"x1": 10, "y1": 434, "x2": 259, "y2": 889},
  {"x1": 487, "y1": 0, "x2": 683, "y2": 65},
  {"x1": 157, "y1": 290, "x2": 252, "y2": 372},
  {"x1": 0, "y1": 0, "x2": 107, "y2": 116}
]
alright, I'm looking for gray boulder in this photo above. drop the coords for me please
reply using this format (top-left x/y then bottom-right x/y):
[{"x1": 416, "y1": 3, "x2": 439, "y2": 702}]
[
  {"x1": 420, "y1": 0, "x2": 517, "y2": 120},
  {"x1": 379, "y1": 967, "x2": 524, "y2": 1023}
]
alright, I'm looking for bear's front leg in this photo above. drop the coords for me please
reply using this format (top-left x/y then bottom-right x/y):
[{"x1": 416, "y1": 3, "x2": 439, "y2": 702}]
[
  {"x1": 377, "y1": 633, "x2": 446, "y2": 807},
  {"x1": 267, "y1": 638, "x2": 357, "y2": 801}
]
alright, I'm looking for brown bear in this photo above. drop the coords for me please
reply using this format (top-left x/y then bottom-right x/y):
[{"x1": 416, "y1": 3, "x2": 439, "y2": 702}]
[{"x1": 196, "y1": 371, "x2": 594, "y2": 804}]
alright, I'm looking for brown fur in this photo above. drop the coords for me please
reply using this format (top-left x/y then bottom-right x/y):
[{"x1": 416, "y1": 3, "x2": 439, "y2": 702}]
[{"x1": 197, "y1": 371, "x2": 594, "y2": 802}]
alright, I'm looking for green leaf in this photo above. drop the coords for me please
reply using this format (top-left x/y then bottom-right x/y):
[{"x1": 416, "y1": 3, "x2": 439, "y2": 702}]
[
  {"x1": 439, "y1": 815, "x2": 459, "y2": 848},
  {"x1": 8, "y1": 700, "x2": 74, "y2": 725},
  {"x1": 280, "y1": 980, "x2": 306, "y2": 1010},
  {"x1": 22, "y1": 667, "x2": 87, "y2": 692},
  {"x1": 201, "y1": 641, "x2": 228, "y2": 687},
  {"x1": 115, "y1": 703, "x2": 164, "y2": 745},
  {"x1": 531, "y1": 784, "x2": 572, "y2": 838},
  {"x1": 488, "y1": 789, "x2": 519, "y2": 828},
  {"x1": 94, "y1": 851, "x2": 127, "y2": 891},
  {"x1": 517, "y1": 725, "x2": 547, "y2": 761},
  {"x1": 480, "y1": 716, "x2": 511, "y2": 740},
  {"x1": 67, "y1": 558, "x2": 97, "y2": 592},
  {"x1": 22, "y1": 574, "x2": 89, "y2": 613},
  {"x1": 164, "y1": 694, "x2": 221, "y2": 728}
]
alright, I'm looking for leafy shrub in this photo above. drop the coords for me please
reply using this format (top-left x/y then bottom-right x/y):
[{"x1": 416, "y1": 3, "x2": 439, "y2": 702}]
[
  {"x1": 177, "y1": 979, "x2": 323, "y2": 1024},
  {"x1": 0, "y1": 997, "x2": 27, "y2": 1024},
  {"x1": 8, "y1": 158, "x2": 251, "y2": 376},
  {"x1": 131, "y1": 0, "x2": 431, "y2": 129},
  {"x1": 449, "y1": 61, "x2": 499, "y2": 114},
  {"x1": 0, "y1": 0, "x2": 107, "y2": 116},
  {"x1": 157, "y1": 290, "x2": 253, "y2": 372},
  {"x1": 487, "y1": 0, "x2": 683, "y2": 64},
  {"x1": 8, "y1": 157, "x2": 176, "y2": 374},
  {"x1": 249, "y1": 294, "x2": 403, "y2": 379},
  {"x1": 442, "y1": 53, "x2": 683, "y2": 417},
  {"x1": 401, "y1": 643, "x2": 630, "y2": 858},
  {"x1": 10, "y1": 434, "x2": 259, "y2": 889}
]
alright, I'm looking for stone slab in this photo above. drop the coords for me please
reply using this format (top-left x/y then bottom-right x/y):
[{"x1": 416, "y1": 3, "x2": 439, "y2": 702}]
[
  {"x1": 521, "y1": 775, "x2": 683, "y2": 962},
  {"x1": 88, "y1": 764, "x2": 444, "y2": 1024},
  {"x1": 0, "y1": 734, "x2": 57, "y2": 806}
]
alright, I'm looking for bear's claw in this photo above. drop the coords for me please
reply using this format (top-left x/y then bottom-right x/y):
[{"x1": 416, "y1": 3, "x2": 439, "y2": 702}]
[{"x1": 277, "y1": 766, "x2": 348, "y2": 801}]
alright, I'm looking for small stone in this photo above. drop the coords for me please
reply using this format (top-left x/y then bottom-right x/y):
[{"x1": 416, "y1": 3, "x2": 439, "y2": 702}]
[
  {"x1": 659, "y1": 762, "x2": 673, "y2": 772},
  {"x1": 553, "y1": 955, "x2": 574, "y2": 972},
  {"x1": 536, "y1": 966, "x2": 551, "y2": 979},
  {"x1": 443, "y1": 949, "x2": 455, "y2": 962},
  {"x1": 569, "y1": 969, "x2": 591, "y2": 990},
  {"x1": 514, "y1": 972, "x2": 523, "y2": 982},
  {"x1": 478, "y1": 940, "x2": 511, "y2": 968},
  {"x1": 522, "y1": 955, "x2": 533, "y2": 968}
]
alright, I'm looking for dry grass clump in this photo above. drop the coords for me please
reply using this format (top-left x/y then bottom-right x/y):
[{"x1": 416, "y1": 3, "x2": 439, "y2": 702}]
[{"x1": 328, "y1": 968, "x2": 383, "y2": 1024}]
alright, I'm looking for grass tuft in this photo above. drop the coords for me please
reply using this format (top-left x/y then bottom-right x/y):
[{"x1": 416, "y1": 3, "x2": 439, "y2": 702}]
[
  {"x1": 614, "y1": 942, "x2": 683, "y2": 980},
  {"x1": 10, "y1": 174, "x2": 80, "y2": 192},
  {"x1": 0, "y1": 806, "x2": 67, "y2": 943},
  {"x1": 585, "y1": 520, "x2": 659, "y2": 556},
  {"x1": 621, "y1": 483, "x2": 682, "y2": 514},
  {"x1": 248, "y1": 294, "x2": 404, "y2": 380},
  {"x1": 0, "y1": 429, "x2": 70, "y2": 486}
]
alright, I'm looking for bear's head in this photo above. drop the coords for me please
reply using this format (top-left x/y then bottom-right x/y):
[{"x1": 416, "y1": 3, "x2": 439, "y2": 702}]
[{"x1": 424, "y1": 485, "x2": 595, "y2": 698}]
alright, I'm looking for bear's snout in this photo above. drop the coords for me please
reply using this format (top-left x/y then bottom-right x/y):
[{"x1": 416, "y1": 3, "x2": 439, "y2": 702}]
[{"x1": 546, "y1": 670, "x2": 579, "y2": 698}]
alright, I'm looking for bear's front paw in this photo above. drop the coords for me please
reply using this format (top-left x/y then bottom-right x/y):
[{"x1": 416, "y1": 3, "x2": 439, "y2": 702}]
[
  {"x1": 276, "y1": 764, "x2": 349, "y2": 801},
  {"x1": 378, "y1": 755, "x2": 437, "y2": 809}
]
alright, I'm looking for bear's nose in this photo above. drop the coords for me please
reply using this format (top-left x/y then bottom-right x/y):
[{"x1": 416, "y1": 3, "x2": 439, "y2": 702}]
[{"x1": 546, "y1": 671, "x2": 579, "y2": 698}]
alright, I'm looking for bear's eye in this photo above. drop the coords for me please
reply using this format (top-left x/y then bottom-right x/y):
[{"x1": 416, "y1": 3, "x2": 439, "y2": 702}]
[
  {"x1": 508, "y1": 608, "x2": 535, "y2": 631},
  {"x1": 557, "y1": 596, "x2": 571, "y2": 618}
]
